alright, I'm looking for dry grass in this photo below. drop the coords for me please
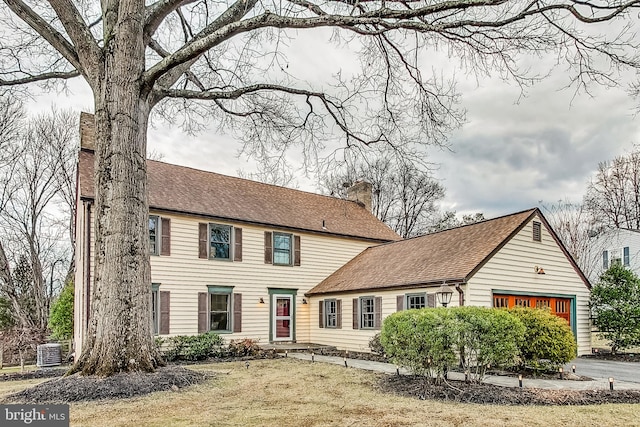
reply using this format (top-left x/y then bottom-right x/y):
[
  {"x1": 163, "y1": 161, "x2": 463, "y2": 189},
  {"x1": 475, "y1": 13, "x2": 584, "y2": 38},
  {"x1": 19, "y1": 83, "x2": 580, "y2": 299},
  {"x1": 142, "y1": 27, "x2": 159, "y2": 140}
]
[{"x1": 2, "y1": 359, "x2": 640, "y2": 427}]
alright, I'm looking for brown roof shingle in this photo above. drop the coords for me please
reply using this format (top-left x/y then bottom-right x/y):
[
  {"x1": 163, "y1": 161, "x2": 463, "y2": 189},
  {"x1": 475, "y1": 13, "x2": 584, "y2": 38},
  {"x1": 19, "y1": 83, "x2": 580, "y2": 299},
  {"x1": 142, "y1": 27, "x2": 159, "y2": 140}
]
[
  {"x1": 77, "y1": 150, "x2": 400, "y2": 242},
  {"x1": 307, "y1": 209, "x2": 541, "y2": 295}
]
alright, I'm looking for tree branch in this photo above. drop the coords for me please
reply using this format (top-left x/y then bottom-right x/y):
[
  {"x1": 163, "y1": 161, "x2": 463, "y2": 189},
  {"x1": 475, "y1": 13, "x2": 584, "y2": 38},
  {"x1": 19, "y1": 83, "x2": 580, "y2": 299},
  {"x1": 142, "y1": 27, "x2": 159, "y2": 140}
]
[
  {"x1": 2, "y1": 0, "x2": 81, "y2": 72},
  {"x1": 0, "y1": 71, "x2": 81, "y2": 86},
  {"x1": 145, "y1": 0, "x2": 197, "y2": 42},
  {"x1": 47, "y1": 0, "x2": 102, "y2": 84}
]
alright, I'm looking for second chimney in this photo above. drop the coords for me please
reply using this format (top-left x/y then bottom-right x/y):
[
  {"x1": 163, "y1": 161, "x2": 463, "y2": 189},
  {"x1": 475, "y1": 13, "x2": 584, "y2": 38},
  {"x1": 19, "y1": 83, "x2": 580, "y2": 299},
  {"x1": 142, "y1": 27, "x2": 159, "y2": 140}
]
[{"x1": 346, "y1": 181, "x2": 372, "y2": 212}]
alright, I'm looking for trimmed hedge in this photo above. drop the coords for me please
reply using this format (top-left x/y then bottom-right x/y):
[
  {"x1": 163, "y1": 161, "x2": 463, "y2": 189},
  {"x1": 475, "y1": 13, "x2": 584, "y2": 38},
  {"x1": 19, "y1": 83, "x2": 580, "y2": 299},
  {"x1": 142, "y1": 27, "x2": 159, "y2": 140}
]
[
  {"x1": 157, "y1": 332, "x2": 225, "y2": 361},
  {"x1": 453, "y1": 306, "x2": 524, "y2": 381},
  {"x1": 381, "y1": 306, "x2": 575, "y2": 382},
  {"x1": 381, "y1": 308, "x2": 457, "y2": 380}
]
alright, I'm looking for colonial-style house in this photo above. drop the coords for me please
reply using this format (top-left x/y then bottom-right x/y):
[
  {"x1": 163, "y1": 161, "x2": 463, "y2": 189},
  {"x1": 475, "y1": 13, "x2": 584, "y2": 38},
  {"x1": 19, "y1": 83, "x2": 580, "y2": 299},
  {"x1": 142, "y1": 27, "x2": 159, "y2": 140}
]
[
  {"x1": 307, "y1": 209, "x2": 592, "y2": 355},
  {"x1": 73, "y1": 113, "x2": 400, "y2": 355},
  {"x1": 588, "y1": 228, "x2": 640, "y2": 283},
  {"x1": 73, "y1": 113, "x2": 592, "y2": 357}
]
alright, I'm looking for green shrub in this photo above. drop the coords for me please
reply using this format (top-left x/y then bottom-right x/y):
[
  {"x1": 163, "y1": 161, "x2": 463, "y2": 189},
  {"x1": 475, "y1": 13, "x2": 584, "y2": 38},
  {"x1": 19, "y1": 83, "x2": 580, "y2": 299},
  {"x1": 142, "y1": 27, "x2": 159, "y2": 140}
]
[
  {"x1": 48, "y1": 281, "x2": 74, "y2": 340},
  {"x1": 590, "y1": 263, "x2": 640, "y2": 353},
  {"x1": 161, "y1": 332, "x2": 224, "y2": 361},
  {"x1": 452, "y1": 306, "x2": 524, "y2": 382},
  {"x1": 508, "y1": 306, "x2": 576, "y2": 372},
  {"x1": 381, "y1": 308, "x2": 457, "y2": 382}
]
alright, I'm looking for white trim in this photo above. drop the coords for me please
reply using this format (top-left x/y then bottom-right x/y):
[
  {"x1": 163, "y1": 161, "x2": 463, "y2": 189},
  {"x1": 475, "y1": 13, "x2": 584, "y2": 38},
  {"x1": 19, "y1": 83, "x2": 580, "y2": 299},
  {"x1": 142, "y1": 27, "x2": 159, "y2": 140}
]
[{"x1": 272, "y1": 294, "x2": 293, "y2": 341}]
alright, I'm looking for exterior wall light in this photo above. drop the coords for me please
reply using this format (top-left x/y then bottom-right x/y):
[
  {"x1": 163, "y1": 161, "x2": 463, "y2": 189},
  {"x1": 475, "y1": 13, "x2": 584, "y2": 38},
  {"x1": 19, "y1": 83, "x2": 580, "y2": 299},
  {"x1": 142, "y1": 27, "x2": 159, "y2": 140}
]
[{"x1": 435, "y1": 283, "x2": 454, "y2": 307}]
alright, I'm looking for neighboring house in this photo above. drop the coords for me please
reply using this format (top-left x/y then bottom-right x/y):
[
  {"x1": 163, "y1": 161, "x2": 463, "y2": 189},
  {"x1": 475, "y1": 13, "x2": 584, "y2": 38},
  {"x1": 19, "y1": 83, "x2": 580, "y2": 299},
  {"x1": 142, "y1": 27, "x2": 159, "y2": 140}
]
[
  {"x1": 588, "y1": 228, "x2": 640, "y2": 283},
  {"x1": 72, "y1": 113, "x2": 400, "y2": 355},
  {"x1": 307, "y1": 209, "x2": 592, "y2": 355}
]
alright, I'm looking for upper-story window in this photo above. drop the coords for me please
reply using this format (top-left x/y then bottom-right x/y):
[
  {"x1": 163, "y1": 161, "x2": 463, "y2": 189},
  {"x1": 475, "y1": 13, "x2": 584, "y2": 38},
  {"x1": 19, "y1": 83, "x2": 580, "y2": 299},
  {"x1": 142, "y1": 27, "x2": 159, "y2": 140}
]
[
  {"x1": 603, "y1": 247, "x2": 630, "y2": 269},
  {"x1": 149, "y1": 216, "x2": 159, "y2": 255},
  {"x1": 532, "y1": 221, "x2": 541, "y2": 242},
  {"x1": 264, "y1": 231, "x2": 301, "y2": 266},
  {"x1": 149, "y1": 215, "x2": 170, "y2": 256},
  {"x1": 274, "y1": 232, "x2": 292, "y2": 265},
  {"x1": 210, "y1": 224, "x2": 231, "y2": 259},
  {"x1": 199, "y1": 223, "x2": 242, "y2": 261}
]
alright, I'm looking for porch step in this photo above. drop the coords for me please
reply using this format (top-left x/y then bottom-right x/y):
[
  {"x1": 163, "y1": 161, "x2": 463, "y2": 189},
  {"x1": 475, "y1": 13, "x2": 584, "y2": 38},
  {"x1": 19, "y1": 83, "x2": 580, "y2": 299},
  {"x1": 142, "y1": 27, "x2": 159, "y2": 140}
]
[{"x1": 260, "y1": 343, "x2": 337, "y2": 354}]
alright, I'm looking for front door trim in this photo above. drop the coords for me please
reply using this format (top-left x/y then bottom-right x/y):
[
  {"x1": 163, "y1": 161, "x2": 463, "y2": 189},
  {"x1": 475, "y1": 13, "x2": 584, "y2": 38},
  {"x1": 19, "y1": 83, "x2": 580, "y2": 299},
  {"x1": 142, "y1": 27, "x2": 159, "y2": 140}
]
[{"x1": 268, "y1": 288, "x2": 297, "y2": 342}]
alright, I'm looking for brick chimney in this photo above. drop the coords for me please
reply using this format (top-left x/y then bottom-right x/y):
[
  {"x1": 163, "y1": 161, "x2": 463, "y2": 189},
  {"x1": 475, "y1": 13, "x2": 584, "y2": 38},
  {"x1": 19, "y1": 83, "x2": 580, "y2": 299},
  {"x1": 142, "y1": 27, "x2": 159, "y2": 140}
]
[
  {"x1": 79, "y1": 112, "x2": 96, "y2": 151},
  {"x1": 346, "y1": 181, "x2": 372, "y2": 212}
]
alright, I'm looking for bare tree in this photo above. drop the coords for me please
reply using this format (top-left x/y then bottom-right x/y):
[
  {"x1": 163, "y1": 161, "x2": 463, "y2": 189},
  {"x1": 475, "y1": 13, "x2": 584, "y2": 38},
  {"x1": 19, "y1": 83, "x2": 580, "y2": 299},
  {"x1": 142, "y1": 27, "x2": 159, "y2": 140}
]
[
  {"x1": 1, "y1": 0, "x2": 639, "y2": 376},
  {"x1": 0, "y1": 107, "x2": 77, "y2": 331},
  {"x1": 322, "y1": 152, "x2": 444, "y2": 237},
  {"x1": 237, "y1": 157, "x2": 298, "y2": 187},
  {"x1": 540, "y1": 199, "x2": 600, "y2": 279},
  {"x1": 584, "y1": 147, "x2": 640, "y2": 230},
  {"x1": 427, "y1": 210, "x2": 485, "y2": 233}
]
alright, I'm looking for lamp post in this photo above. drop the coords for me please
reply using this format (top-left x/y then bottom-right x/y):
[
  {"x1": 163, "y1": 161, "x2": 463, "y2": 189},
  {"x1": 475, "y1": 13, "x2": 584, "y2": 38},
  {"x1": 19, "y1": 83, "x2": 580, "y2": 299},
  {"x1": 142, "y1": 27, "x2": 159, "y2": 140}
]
[{"x1": 435, "y1": 283, "x2": 454, "y2": 307}]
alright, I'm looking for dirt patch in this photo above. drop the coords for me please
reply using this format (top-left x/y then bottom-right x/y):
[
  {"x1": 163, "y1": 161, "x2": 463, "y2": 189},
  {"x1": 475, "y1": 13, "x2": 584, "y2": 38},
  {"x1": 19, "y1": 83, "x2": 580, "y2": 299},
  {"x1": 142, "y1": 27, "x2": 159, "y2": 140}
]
[
  {"x1": 4, "y1": 365, "x2": 208, "y2": 404},
  {"x1": 379, "y1": 374, "x2": 640, "y2": 405}
]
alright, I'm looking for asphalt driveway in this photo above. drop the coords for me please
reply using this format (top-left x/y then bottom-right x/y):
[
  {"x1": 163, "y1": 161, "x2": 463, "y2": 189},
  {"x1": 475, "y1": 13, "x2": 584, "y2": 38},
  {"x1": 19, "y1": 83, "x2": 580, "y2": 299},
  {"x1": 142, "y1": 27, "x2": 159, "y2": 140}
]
[{"x1": 564, "y1": 358, "x2": 640, "y2": 385}]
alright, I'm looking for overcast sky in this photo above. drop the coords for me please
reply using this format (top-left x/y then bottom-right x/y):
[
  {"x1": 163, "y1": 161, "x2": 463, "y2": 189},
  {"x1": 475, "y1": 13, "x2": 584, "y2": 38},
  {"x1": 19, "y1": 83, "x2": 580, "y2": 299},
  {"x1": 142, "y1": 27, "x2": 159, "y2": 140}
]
[{"x1": 25, "y1": 31, "x2": 640, "y2": 220}]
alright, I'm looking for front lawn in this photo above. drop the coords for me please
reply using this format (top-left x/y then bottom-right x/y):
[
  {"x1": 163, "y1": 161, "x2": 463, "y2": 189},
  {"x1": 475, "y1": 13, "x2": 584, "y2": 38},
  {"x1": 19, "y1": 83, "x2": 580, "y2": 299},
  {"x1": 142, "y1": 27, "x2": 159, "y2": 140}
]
[{"x1": 2, "y1": 358, "x2": 640, "y2": 426}]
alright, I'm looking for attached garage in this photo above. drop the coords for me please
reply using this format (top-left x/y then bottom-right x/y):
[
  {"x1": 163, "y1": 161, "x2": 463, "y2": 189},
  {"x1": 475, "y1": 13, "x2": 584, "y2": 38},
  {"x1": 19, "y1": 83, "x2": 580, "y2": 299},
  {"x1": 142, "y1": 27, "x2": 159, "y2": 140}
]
[{"x1": 307, "y1": 208, "x2": 592, "y2": 355}]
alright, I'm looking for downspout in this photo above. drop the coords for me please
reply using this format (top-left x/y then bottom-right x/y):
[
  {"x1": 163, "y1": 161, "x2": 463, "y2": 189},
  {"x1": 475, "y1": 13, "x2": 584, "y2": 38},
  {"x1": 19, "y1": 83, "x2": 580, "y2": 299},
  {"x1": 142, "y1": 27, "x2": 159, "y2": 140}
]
[
  {"x1": 85, "y1": 201, "x2": 92, "y2": 330},
  {"x1": 455, "y1": 284, "x2": 465, "y2": 306}
]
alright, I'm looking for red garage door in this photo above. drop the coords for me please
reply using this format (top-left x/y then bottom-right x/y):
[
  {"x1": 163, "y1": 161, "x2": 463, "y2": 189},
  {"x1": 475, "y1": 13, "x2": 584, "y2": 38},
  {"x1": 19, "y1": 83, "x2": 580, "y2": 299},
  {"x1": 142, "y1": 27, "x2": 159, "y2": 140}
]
[{"x1": 493, "y1": 295, "x2": 571, "y2": 325}]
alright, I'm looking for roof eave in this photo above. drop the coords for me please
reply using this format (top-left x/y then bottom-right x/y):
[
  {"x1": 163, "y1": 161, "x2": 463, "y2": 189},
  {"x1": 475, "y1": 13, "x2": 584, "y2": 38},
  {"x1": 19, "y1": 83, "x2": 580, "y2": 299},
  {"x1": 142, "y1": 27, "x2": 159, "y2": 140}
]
[{"x1": 306, "y1": 278, "x2": 467, "y2": 297}]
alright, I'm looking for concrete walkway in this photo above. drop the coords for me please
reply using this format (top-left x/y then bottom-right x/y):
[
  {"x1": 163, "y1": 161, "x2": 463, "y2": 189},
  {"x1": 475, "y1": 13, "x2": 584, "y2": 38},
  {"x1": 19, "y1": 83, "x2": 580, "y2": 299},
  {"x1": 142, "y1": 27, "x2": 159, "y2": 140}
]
[{"x1": 287, "y1": 353, "x2": 640, "y2": 390}]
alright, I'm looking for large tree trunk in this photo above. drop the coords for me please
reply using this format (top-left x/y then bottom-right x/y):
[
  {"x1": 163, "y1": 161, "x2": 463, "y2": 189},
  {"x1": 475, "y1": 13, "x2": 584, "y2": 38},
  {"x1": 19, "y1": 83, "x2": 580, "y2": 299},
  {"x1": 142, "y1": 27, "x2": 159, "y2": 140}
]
[{"x1": 71, "y1": 0, "x2": 162, "y2": 376}]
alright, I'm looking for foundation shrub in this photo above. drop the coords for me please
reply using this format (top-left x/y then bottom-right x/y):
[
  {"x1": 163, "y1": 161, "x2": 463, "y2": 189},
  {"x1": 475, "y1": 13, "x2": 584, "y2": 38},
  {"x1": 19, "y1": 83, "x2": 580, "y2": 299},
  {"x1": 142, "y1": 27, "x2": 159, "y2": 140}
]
[
  {"x1": 381, "y1": 308, "x2": 457, "y2": 382},
  {"x1": 159, "y1": 332, "x2": 224, "y2": 361},
  {"x1": 508, "y1": 306, "x2": 577, "y2": 372},
  {"x1": 452, "y1": 306, "x2": 524, "y2": 382}
]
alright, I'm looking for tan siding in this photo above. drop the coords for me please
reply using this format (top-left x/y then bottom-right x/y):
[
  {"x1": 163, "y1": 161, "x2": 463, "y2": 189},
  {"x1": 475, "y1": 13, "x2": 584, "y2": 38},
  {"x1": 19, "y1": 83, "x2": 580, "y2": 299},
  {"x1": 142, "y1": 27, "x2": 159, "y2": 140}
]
[
  {"x1": 467, "y1": 215, "x2": 591, "y2": 355},
  {"x1": 75, "y1": 209, "x2": 378, "y2": 350},
  {"x1": 308, "y1": 286, "x2": 452, "y2": 352}
]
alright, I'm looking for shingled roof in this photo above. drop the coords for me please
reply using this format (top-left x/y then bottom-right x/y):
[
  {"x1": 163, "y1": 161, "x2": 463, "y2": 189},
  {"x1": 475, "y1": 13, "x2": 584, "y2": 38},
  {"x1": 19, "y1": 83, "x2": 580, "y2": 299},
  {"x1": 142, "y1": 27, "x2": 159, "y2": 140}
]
[
  {"x1": 77, "y1": 115, "x2": 400, "y2": 242},
  {"x1": 307, "y1": 208, "x2": 589, "y2": 295}
]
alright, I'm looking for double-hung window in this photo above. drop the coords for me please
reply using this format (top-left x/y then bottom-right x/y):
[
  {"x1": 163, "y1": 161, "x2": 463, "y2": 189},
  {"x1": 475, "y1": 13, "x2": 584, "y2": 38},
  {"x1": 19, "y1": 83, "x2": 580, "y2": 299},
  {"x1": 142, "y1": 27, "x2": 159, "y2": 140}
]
[
  {"x1": 406, "y1": 293, "x2": 426, "y2": 310},
  {"x1": 210, "y1": 224, "x2": 231, "y2": 260},
  {"x1": 210, "y1": 292, "x2": 231, "y2": 332},
  {"x1": 151, "y1": 285, "x2": 159, "y2": 335},
  {"x1": 199, "y1": 223, "x2": 242, "y2": 261},
  {"x1": 325, "y1": 299, "x2": 337, "y2": 328},
  {"x1": 360, "y1": 297, "x2": 375, "y2": 329},
  {"x1": 198, "y1": 286, "x2": 241, "y2": 334},
  {"x1": 273, "y1": 232, "x2": 292, "y2": 265},
  {"x1": 149, "y1": 215, "x2": 159, "y2": 255}
]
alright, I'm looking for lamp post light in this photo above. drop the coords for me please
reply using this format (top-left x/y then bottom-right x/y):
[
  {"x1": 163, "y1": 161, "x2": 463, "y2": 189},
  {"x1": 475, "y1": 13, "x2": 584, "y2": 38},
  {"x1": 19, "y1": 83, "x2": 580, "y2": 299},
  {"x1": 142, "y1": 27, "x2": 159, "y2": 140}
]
[{"x1": 435, "y1": 283, "x2": 454, "y2": 307}]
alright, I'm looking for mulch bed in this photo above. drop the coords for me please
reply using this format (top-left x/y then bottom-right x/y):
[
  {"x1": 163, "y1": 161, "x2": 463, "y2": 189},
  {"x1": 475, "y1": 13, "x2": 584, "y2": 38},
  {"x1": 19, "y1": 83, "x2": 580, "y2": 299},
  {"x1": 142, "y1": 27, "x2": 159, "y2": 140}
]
[
  {"x1": 3, "y1": 365, "x2": 209, "y2": 404},
  {"x1": 379, "y1": 375, "x2": 640, "y2": 405},
  {"x1": 1, "y1": 368, "x2": 68, "y2": 382}
]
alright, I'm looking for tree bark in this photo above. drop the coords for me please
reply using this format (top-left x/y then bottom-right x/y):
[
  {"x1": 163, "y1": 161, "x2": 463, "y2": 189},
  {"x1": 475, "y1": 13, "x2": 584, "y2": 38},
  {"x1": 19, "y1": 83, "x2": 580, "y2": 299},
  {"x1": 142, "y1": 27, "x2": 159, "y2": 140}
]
[{"x1": 70, "y1": 0, "x2": 162, "y2": 376}]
